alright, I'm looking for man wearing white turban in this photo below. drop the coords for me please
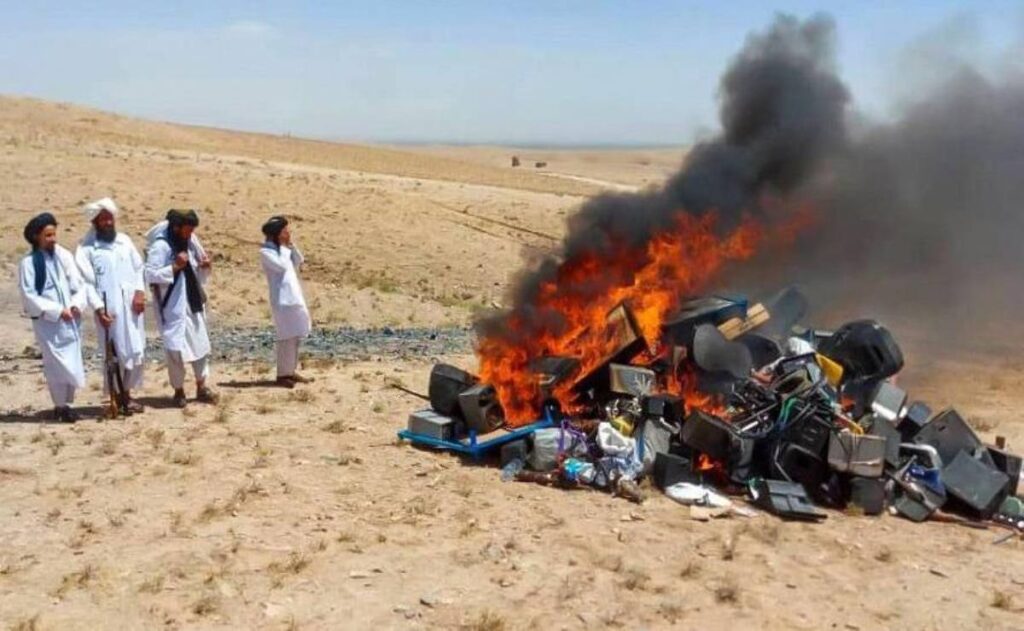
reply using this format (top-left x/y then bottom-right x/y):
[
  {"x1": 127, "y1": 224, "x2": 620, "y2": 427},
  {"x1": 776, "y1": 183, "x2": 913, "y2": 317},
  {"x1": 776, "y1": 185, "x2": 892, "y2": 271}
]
[{"x1": 75, "y1": 197, "x2": 147, "y2": 415}]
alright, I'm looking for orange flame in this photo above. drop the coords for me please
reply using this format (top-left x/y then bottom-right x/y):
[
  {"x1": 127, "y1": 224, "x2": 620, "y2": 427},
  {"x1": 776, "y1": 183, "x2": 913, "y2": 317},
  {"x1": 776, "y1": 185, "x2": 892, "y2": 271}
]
[{"x1": 478, "y1": 211, "x2": 773, "y2": 424}]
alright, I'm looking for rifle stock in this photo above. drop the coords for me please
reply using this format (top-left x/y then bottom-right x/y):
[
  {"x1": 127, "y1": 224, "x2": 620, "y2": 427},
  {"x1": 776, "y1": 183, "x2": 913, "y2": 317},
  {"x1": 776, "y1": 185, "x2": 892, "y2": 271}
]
[{"x1": 102, "y1": 292, "x2": 127, "y2": 418}]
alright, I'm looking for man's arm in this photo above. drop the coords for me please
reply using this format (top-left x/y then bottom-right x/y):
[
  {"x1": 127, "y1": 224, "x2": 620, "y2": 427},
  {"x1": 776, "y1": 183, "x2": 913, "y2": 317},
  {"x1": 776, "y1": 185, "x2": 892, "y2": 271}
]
[
  {"x1": 58, "y1": 246, "x2": 87, "y2": 314},
  {"x1": 74, "y1": 244, "x2": 104, "y2": 312},
  {"x1": 192, "y1": 235, "x2": 212, "y2": 283},
  {"x1": 145, "y1": 240, "x2": 176, "y2": 287},
  {"x1": 127, "y1": 238, "x2": 146, "y2": 314},
  {"x1": 260, "y1": 247, "x2": 288, "y2": 275},
  {"x1": 18, "y1": 257, "x2": 64, "y2": 322},
  {"x1": 127, "y1": 238, "x2": 146, "y2": 292}
]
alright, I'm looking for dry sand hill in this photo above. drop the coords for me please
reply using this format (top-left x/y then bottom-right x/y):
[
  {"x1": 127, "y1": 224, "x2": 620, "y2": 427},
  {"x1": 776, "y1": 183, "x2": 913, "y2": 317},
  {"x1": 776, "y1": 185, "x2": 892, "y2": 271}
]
[
  {"x1": 0, "y1": 96, "x2": 1022, "y2": 630},
  {"x1": 0, "y1": 95, "x2": 604, "y2": 330}
]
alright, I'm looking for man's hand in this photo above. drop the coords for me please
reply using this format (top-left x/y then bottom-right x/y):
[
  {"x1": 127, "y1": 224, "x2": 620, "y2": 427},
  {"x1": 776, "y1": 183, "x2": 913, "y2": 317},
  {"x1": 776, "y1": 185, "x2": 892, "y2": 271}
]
[
  {"x1": 70, "y1": 306, "x2": 81, "y2": 320},
  {"x1": 172, "y1": 252, "x2": 189, "y2": 271},
  {"x1": 132, "y1": 291, "x2": 146, "y2": 315},
  {"x1": 198, "y1": 253, "x2": 212, "y2": 270},
  {"x1": 59, "y1": 308, "x2": 74, "y2": 322},
  {"x1": 98, "y1": 309, "x2": 114, "y2": 328}
]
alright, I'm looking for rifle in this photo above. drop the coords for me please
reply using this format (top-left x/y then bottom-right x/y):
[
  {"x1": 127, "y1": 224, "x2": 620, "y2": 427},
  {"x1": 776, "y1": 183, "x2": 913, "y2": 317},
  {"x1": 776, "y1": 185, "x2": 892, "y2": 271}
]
[{"x1": 102, "y1": 292, "x2": 127, "y2": 418}]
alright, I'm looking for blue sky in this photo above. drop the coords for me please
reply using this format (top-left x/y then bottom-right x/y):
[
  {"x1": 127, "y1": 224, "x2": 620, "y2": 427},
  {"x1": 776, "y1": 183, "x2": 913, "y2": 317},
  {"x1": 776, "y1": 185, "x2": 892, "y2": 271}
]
[{"x1": 0, "y1": 1, "x2": 1020, "y2": 145}]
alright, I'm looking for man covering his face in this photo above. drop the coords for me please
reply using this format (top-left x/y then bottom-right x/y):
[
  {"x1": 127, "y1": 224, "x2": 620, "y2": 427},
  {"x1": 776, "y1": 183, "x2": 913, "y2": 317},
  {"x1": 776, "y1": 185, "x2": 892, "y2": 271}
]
[{"x1": 260, "y1": 215, "x2": 313, "y2": 387}]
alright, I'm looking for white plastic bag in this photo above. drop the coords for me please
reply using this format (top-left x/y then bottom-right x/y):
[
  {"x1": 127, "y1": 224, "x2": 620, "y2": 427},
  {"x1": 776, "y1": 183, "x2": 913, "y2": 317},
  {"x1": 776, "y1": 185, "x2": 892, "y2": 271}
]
[
  {"x1": 528, "y1": 427, "x2": 586, "y2": 471},
  {"x1": 664, "y1": 482, "x2": 732, "y2": 509},
  {"x1": 597, "y1": 422, "x2": 636, "y2": 458}
]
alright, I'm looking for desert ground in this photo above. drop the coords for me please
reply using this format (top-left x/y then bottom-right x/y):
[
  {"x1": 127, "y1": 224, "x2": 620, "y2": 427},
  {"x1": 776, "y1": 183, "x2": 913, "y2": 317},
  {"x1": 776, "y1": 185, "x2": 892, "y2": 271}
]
[{"x1": 0, "y1": 95, "x2": 1022, "y2": 630}]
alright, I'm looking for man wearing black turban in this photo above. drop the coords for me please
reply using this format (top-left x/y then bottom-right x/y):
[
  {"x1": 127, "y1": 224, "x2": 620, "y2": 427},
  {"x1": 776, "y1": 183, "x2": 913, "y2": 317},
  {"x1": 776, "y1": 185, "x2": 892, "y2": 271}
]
[
  {"x1": 18, "y1": 212, "x2": 88, "y2": 421},
  {"x1": 145, "y1": 209, "x2": 218, "y2": 408},
  {"x1": 259, "y1": 215, "x2": 313, "y2": 387}
]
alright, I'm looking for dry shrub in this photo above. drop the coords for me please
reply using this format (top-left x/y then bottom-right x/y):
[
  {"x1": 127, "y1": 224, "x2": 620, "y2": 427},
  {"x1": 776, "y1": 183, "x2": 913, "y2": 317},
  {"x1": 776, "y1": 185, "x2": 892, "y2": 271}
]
[
  {"x1": 139, "y1": 574, "x2": 165, "y2": 594},
  {"x1": 192, "y1": 593, "x2": 220, "y2": 616},
  {"x1": 267, "y1": 551, "x2": 311, "y2": 588},
  {"x1": 875, "y1": 547, "x2": 893, "y2": 563},
  {"x1": 322, "y1": 419, "x2": 345, "y2": 434},
  {"x1": 94, "y1": 435, "x2": 120, "y2": 456},
  {"x1": 146, "y1": 428, "x2": 165, "y2": 450},
  {"x1": 714, "y1": 579, "x2": 740, "y2": 605},
  {"x1": 10, "y1": 615, "x2": 40, "y2": 631},
  {"x1": 680, "y1": 559, "x2": 702, "y2": 579},
  {"x1": 620, "y1": 566, "x2": 651, "y2": 592},
  {"x1": 197, "y1": 479, "x2": 266, "y2": 523},
  {"x1": 213, "y1": 405, "x2": 231, "y2": 424},
  {"x1": 991, "y1": 590, "x2": 1014, "y2": 610},
  {"x1": 465, "y1": 610, "x2": 506, "y2": 631},
  {"x1": 289, "y1": 389, "x2": 315, "y2": 403},
  {"x1": 659, "y1": 602, "x2": 685, "y2": 624},
  {"x1": 166, "y1": 449, "x2": 199, "y2": 466},
  {"x1": 54, "y1": 564, "x2": 96, "y2": 598}
]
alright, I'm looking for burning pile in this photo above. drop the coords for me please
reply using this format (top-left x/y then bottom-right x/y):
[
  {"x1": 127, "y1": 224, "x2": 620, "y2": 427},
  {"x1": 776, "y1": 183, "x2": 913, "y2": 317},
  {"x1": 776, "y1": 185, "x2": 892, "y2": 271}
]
[
  {"x1": 408, "y1": 290, "x2": 1021, "y2": 525},
  {"x1": 399, "y1": 14, "x2": 1024, "y2": 528}
]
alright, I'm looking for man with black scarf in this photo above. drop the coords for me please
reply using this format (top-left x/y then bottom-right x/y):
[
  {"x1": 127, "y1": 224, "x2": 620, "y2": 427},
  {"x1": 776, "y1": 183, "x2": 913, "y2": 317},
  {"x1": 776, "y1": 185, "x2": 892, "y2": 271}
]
[
  {"x1": 17, "y1": 212, "x2": 87, "y2": 421},
  {"x1": 145, "y1": 209, "x2": 218, "y2": 408}
]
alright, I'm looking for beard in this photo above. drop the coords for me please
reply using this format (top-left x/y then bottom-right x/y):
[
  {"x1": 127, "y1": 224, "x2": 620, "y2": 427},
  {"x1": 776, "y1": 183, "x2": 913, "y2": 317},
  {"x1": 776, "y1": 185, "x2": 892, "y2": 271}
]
[{"x1": 96, "y1": 225, "x2": 117, "y2": 243}]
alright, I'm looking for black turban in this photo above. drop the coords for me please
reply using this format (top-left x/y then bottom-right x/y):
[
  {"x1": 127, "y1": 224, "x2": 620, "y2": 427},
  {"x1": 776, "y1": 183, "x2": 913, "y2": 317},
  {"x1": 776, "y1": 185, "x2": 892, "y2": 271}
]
[
  {"x1": 24, "y1": 212, "x2": 58, "y2": 294},
  {"x1": 166, "y1": 208, "x2": 200, "y2": 228},
  {"x1": 261, "y1": 215, "x2": 288, "y2": 239},
  {"x1": 23, "y1": 212, "x2": 57, "y2": 247}
]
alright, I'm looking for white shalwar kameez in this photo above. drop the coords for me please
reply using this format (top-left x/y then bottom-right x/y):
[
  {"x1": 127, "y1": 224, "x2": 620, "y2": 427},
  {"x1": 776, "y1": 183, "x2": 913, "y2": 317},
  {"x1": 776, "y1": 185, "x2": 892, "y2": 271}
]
[
  {"x1": 145, "y1": 235, "x2": 212, "y2": 389},
  {"x1": 17, "y1": 246, "x2": 87, "y2": 407},
  {"x1": 260, "y1": 242, "x2": 311, "y2": 377},
  {"x1": 76, "y1": 232, "x2": 147, "y2": 392}
]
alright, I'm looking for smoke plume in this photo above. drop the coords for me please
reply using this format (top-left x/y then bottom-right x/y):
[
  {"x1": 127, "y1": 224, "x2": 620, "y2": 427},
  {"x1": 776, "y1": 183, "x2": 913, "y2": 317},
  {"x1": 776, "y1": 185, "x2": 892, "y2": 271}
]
[
  {"x1": 477, "y1": 14, "x2": 849, "y2": 345},
  {"x1": 791, "y1": 67, "x2": 1024, "y2": 337},
  {"x1": 478, "y1": 12, "x2": 1024, "y2": 351}
]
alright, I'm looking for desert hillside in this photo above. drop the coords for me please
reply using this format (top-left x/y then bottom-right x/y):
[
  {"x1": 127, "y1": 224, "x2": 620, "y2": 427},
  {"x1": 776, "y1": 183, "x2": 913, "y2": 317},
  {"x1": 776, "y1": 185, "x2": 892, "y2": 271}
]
[
  {"x1": 1, "y1": 94, "x2": 665, "y2": 337},
  {"x1": 0, "y1": 97, "x2": 1021, "y2": 631}
]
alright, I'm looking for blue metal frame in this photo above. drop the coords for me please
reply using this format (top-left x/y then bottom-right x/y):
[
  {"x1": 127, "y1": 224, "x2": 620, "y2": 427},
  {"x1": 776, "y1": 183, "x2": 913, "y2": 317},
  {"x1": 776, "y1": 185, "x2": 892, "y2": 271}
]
[{"x1": 397, "y1": 417, "x2": 554, "y2": 460}]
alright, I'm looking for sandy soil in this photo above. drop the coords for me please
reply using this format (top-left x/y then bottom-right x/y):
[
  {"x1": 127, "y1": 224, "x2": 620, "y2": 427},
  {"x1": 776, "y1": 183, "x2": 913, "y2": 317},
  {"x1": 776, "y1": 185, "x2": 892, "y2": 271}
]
[{"x1": 1, "y1": 96, "x2": 1022, "y2": 630}]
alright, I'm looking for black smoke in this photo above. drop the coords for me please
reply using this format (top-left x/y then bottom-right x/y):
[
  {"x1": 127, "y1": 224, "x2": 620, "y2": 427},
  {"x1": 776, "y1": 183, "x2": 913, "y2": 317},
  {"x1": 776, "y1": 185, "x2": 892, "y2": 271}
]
[
  {"x1": 479, "y1": 12, "x2": 1024, "y2": 352},
  {"x1": 763, "y1": 40, "x2": 1024, "y2": 347},
  {"x1": 477, "y1": 14, "x2": 849, "y2": 344}
]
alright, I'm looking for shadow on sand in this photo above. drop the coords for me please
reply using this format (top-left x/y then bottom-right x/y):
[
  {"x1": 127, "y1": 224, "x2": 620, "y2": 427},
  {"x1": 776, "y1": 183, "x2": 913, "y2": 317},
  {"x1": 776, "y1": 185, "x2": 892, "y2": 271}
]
[
  {"x1": 217, "y1": 379, "x2": 286, "y2": 389},
  {"x1": 0, "y1": 405, "x2": 108, "y2": 424}
]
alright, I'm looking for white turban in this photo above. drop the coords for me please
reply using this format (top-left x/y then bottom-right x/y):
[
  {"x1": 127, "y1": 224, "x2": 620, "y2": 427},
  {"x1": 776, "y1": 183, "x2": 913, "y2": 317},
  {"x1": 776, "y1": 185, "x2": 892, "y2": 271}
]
[{"x1": 83, "y1": 197, "x2": 119, "y2": 222}]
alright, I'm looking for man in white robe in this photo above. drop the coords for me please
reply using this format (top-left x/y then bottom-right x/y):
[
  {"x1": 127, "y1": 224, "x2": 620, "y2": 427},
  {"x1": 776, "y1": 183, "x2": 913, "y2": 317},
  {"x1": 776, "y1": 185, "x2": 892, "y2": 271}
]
[
  {"x1": 75, "y1": 197, "x2": 147, "y2": 415},
  {"x1": 144, "y1": 209, "x2": 218, "y2": 408},
  {"x1": 17, "y1": 212, "x2": 87, "y2": 422},
  {"x1": 259, "y1": 216, "x2": 313, "y2": 387}
]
